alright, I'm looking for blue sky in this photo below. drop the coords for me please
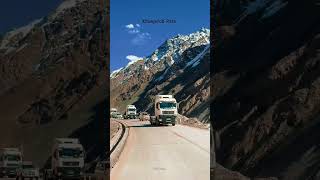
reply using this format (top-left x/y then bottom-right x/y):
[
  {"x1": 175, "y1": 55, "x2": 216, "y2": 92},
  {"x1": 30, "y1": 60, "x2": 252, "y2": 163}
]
[
  {"x1": 111, "y1": 0, "x2": 210, "y2": 71},
  {"x1": 0, "y1": 1, "x2": 63, "y2": 34}
]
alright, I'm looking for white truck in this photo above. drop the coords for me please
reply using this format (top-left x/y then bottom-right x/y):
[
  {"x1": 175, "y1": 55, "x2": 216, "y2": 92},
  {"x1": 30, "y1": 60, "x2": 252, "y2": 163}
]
[
  {"x1": 125, "y1": 105, "x2": 137, "y2": 119},
  {"x1": 110, "y1": 108, "x2": 118, "y2": 117},
  {"x1": 0, "y1": 148, "x2": 22, "y2": 178},
  {"x1": 46, "y1": 138, "x2": 85, "y2": 179},
  {"x1": 150, "y1": 95, "x2": 178, "y2": 126},
  {"x1": 17, "y1": 161, "x2": 40, "y2": 179}
]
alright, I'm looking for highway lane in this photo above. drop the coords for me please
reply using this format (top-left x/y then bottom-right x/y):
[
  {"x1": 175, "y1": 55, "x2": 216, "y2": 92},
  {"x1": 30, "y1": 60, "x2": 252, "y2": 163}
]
[{"x1": 111, "y1": 119, "x2": 210, "y2": 180}]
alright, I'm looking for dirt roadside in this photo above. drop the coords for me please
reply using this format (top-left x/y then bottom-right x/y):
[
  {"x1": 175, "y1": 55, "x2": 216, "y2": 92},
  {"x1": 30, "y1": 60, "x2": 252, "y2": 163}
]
[
  {"x1": 177, "y1": 115, "x2": 209, "y2": 129},
  {"x1": 110, "y1": 120, "x2": 121, "y2": 140}
]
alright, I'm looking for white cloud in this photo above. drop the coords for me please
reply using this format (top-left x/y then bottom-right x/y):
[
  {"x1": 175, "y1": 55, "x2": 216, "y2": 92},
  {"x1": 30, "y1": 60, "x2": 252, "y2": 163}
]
[
  {"x1": 125, "y1": 23, "x2": 140, "y2": 34},
  {"x1": 131, "y1": 32, "x2": 151, "y2": 45},
  {"x1": 126, "y1": 55, "x2": 143, "y2": 65},
  {"x1": 124, "y1": 23, "x2": 151, "y2": 45},
  {"x1": 128, "y1": 29, "x2": 140, "y2": 34},
  {"x1": 125, "y1": 24, "x2": 134, "y2": 29}
]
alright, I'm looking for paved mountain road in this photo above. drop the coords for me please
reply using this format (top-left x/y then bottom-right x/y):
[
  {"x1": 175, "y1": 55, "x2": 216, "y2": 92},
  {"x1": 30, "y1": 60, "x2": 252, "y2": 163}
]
[{"x1": 111, "y1": 119, "x2": 210, "y2": 180}]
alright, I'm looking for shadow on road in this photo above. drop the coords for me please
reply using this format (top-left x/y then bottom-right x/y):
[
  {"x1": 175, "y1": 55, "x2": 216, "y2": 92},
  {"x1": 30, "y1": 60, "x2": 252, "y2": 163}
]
[
  {"x1": 129, "y1": 124, "x2": 154, "y2": 128},
  {"x1": 129, "y1": 124, "x2": 174, "y2": 128}
]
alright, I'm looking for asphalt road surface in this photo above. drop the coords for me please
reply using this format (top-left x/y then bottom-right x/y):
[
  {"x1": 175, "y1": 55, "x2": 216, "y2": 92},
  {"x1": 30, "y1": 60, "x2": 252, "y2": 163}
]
[
  {"x1": 111, "y1": 119, "x2": 210, "y2": 180},
  {"x1": 0, "y1": 178, "x2": 41, "y2": 180}
]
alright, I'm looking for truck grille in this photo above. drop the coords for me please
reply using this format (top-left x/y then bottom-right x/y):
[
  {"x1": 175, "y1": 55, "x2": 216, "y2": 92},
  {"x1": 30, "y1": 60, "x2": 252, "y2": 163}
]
[
  {"x1": 7, "y1": 163, "x2": 19, "y2": 167},
  {"x1": 58, "y1": 167, "x2": 81, "y2": 177},
  {"x1": 63, "y1": 162, "x2": 79, "y2": 166},
  {"x1": 24, "y1": 171, "x2": 35, "y2": 176},
  {"x1": 163, "y1": 111, "x2": 174, "y2": 115}
]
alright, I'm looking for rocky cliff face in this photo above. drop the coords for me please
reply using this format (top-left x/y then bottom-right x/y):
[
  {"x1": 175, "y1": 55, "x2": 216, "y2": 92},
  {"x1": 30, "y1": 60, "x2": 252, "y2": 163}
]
[
  {"x1": 110, "y1": 28, "x2": 211, "y2": 123},
  {"x1": 0, "y1": 0, "x2": 108, "y2": 168},
  {"x1": 213, "y1": 0, "x2": 320, "y2": 179}
]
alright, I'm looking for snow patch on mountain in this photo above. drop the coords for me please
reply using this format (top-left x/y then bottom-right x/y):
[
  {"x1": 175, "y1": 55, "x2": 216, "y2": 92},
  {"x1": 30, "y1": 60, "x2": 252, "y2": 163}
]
[
  {"x1": 126, "y1": 55, "x2": 143, "y2": 66},
  {"x1": 235, "y1": 0, "x2": 270, "y2": 24},
  {"x1": 4, "y1": 47, "x2": 16, "y2": 55},
  {"x1": 235, "y1": 0, "x2": 288, "y2": 24},
  {"x1": 7, "y1": 19, "x2": 42, "y2": 39},
  {"x1": 261, "y1": 0, "x2": 288, "y2": 19},
  {"x1": 155, "y1": 67, "x2": 171, "y2": 82},
  {"x1": 245, "y1": 0, "x2": 270, "y2": 14},
  {"x1": 146, "y1": 28, "x2": 210, "y2": 64},
  {"x1": 0, "y1": 19, "x2": 42, "y2": 50},
  {"x1": 56, "y1": 0, "x2": 86, "y2": 14},
  {"x1": 110, "y1": 67, "x2": 124, "y2": 78},
  {"x1": 16, "y1": 43, "x2": 29, "y2": 52},
  {"x1": 50, "y1": 0, "x2": 87, "y2": 19},
  {"x1": 185, "y1": 44, "x2": 210, "y2": 68}
]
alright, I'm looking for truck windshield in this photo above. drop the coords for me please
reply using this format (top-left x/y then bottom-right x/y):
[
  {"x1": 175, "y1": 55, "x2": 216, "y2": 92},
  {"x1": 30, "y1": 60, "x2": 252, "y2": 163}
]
[
  {"x1": 159, "y1": 102, "x2": 176, "y2": 109},
  {"x1": 5, "y1": 154, "x2": 21, "y2": 161},
  {"x1": 59, "y1": 148, "x2": 83, "y2": 158},
  {"x1": 23, "y1": 164, "x2": 34, "y2": 169},
  {"x1": 128, "y1": 108, "x2": 136, "y2": 111}
]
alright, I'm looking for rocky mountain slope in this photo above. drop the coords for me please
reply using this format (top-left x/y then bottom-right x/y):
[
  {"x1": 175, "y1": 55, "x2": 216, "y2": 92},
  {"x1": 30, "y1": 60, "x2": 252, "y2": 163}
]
[
  {"x1": 0, "y1": 0, "x2": 108, "y2": 168},
  {"x1": 110, "y1": 28, "x2": 211, "y2": 123},
  {"x1": 213, "y1": 0, "x2": 320, "y2": 179}
]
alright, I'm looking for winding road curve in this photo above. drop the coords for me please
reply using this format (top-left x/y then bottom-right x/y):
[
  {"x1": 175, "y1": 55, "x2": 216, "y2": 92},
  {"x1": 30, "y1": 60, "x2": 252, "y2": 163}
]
[{"x1": 111, "y1": 119, "x2": 210, "y2": 180}]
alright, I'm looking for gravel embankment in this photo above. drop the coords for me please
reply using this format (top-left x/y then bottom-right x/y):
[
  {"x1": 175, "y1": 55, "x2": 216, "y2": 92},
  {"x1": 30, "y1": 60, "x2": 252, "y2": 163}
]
[
  {"x1": 177, "y1": 115, "x2": 209, "y2": 129},
  {"x1": 110, "y1": 120, "x2": 120, "y2": 140}
]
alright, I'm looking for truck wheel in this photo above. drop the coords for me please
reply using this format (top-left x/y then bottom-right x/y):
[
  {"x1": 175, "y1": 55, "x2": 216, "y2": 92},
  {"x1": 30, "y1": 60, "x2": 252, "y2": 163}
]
[
  {"x1": 154, "y1": 117, "x2": 158, "y2": 126},
  {"x1": 16, "y1": 176, "x2": 23, "y2": 180},
  {"x1": 155, "y1": 118, "x2": 160, "y2": 126},
  {"x1": 172, "y1": 123, "x2": 175, "y2": 126}
]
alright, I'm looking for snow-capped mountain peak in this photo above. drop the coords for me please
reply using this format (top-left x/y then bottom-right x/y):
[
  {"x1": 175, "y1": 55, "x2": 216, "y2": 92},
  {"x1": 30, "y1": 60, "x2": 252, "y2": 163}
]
[
  {"x1": 53, "y1": 0, "x2": 87, "y2": 17},
  {"x1": 145, "y1": 28, "x2": 210, "y2": 63},
  {"x1": 110, "y1": 28, "x2": 210, "y2": 79},
  {"x1": 0, "y1": 19, "x2": 42, "y2": 50},
  {"x1": 110, "y1": 67, "x2": 124, "y2": 78},
  {"x1": 0, "y1": 0, "x2": 90, "y2": 52}
]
